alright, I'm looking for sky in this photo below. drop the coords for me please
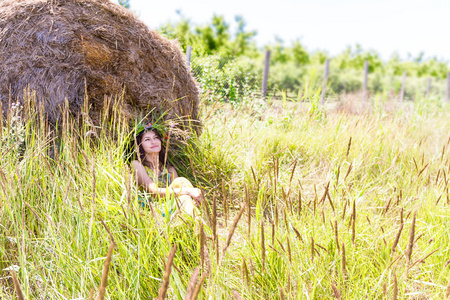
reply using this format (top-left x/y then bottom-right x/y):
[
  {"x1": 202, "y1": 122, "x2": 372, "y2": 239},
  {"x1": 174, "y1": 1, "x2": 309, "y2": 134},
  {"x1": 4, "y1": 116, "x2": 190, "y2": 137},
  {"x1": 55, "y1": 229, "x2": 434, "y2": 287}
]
[{"x1": 116, "y1": 0, "x2": 450, "y2": 62}]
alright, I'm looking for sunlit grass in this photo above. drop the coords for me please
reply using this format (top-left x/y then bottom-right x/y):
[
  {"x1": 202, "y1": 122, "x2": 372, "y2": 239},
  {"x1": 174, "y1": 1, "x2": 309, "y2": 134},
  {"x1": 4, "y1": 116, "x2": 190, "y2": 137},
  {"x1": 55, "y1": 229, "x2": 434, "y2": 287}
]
[{"x1": 1, "y1": 94, "x2": 450, "y2": 299}]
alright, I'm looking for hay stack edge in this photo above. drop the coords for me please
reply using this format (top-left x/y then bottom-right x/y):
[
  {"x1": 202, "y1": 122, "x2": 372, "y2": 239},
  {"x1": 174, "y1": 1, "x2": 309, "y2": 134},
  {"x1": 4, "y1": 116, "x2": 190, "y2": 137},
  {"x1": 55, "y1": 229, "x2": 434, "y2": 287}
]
[{"x1": 0, "y1": 0, "x2": 200, "y2": 132}]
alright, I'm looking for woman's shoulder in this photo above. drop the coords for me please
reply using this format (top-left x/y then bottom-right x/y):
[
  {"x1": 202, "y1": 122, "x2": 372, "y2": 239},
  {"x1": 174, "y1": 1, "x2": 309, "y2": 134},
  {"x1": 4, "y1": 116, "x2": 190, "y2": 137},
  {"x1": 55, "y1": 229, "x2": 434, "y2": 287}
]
[{"x1": 130, "y1": 160, "x2": 144, "y2": 169}]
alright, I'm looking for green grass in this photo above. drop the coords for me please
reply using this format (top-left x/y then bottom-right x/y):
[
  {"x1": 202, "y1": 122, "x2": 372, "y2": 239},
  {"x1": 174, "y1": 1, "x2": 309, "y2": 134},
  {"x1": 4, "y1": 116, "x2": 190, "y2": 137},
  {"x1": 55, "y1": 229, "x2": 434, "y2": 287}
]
[{"x1": 1, "y1": 95, "x2": 450, "y2": 299}]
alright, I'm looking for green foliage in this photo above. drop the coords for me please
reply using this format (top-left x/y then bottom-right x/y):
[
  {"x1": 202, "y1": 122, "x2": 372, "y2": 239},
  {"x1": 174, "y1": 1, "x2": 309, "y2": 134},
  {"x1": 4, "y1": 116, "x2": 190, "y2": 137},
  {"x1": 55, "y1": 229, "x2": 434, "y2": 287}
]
[
  {"x1": 158, "y1": 13, "x2": 449, "y2": 99},
  {"x1": 118, "y1": 0, "x2": 130, "y2": 9},
  {"x1": 334, "y1": 44, "x2": 383, "y2": 72},
  {"x1": 2, "y1": 93, "x2": 450, "y2": 298},
  {"x1": 159, "y1": 14, "x2": 258, "y2": 57},
  {"x1": 192, "y1": 55, "x2": 261, "y2": 102}
]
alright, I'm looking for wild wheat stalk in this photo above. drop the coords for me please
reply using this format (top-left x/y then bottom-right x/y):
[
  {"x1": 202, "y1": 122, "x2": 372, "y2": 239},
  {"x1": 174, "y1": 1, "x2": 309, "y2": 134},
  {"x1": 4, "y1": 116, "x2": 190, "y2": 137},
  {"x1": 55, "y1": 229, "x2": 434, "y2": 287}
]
[
  {"x1": 88, "y1": 288, "x2": 95, "y2": 300},
  {"x1": 221, "y1": 203, "x2": 246, "y2": 261},
  {"x1": 184, "y1": 267, "x2": 199, "y2": 300},
  {"x1": 97, "y1": 242, "x2": 116, "y2": 300},
  {"x1": 275, "y1": 203, "x2": 279, "y2": 228},
  {"x1": 98, "y1": 216, "x2": 116, "y2": 245},
  {"x1": 327, "y1": 190, "x2": 335, "y2": 213},
  {"x1": 334, "y1": 219, "x2": 340, "y2": 252},
  {"x1": 346, "y1": 136, "x2": 352, "y2": 157},
  {"x1": 405, "y1": 212, "x2": 417, "y2": 264},
  {"x1": 298, "y1": 188, "x2": 302, "y2": 218},
  {"x1": 249, "y1": 258, "x2": 255, "y2": 277},
  {"x1": 24, "y1": 201, "x2": 43, "y2": 224},
  {"x1": 10, "y1": 270, "x2": 24, "y2": 300},
  {"x1": 158, "y1": 243, "x2": 177, "y2": 300},
  {"x1": 341, "y1": 242, "x2": 346, "y2": 276},
  {"x1": 287, "y1": 234, "x2": 292, "y2": 263},
  {"x1": 393, "y1": 272, "x2": 398, "y2": 300},
  {"x1": 279, "y1": 287, "x2": 286, "y2": 300},
  {"x1": 391, "y1": 223, "x2": 403, "y2": 254},
  {"x1": 331, "y1": 283, "x2": 341, "y2": 299},
  {"x1": 191, "y1": 271, "x2": 207, "y2": 300},
  {"x1": 445, "y1": 278, "x2": 450, "y2": 298},
  {"x1": 319, "y1": 182, "x2": 330, "y2": 205},
  {"x1": 382, "y1": 198, "x2": 392, "y2": 215},
  {"x1": 411, "y1": 248, "x2": 439, "y2": 267},
  {"x1": 292, "y1": 225, "x2": 304, "y2": 243},
  {"x1": 344, "y1": 163, "x2": 353, "y2": 181},
  {"x1": 232, "y1": 290, "x2": 243, "y2": 300}
]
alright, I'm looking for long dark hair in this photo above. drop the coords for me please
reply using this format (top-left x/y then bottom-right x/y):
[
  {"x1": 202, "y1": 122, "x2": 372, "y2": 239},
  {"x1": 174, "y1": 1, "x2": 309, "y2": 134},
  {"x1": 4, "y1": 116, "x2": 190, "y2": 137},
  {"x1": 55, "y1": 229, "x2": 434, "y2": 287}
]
[{"x1": 135, "y1": 129, "x2": 167, "y2": 171}]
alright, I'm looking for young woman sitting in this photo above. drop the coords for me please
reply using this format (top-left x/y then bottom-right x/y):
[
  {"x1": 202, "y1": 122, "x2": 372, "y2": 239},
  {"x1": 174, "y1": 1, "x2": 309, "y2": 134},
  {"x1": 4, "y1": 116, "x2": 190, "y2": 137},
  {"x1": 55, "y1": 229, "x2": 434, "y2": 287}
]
[{"x1": 130, "y1": 123, "x2": 203, "y2": 220}]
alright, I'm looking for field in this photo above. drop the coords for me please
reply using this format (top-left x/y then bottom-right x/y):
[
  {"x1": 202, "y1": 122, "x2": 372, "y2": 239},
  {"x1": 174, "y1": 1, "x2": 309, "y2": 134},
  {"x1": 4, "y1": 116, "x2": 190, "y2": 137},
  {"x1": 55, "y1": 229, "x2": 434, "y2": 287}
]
[{"x1": 1, "y1": 94, "x2": 450, "y2": 299}]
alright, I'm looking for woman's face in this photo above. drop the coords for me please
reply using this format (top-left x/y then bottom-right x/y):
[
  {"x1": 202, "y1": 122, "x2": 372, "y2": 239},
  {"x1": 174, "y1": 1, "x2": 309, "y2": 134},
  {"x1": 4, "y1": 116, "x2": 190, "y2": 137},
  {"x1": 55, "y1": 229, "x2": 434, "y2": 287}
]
[{"x1": 140, "y1": 130, "x2": 161, "y2": 155}]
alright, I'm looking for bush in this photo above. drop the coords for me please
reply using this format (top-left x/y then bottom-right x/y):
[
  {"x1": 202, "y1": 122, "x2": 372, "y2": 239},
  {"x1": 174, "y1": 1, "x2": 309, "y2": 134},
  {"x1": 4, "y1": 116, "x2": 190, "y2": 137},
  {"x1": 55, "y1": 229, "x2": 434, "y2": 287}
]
[{"x1": 191, "y1": 55, "x2": 261, "y2": 102}]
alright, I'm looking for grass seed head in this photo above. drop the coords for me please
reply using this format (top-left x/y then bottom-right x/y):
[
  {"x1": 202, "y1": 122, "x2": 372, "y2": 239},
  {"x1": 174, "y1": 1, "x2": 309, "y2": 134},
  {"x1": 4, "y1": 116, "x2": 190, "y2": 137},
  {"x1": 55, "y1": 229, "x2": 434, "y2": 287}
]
[
  {"x1": 221, "y1": 202, "x2": 246, "y2": 261},
  {"x1": 10, "y1": 270, "x2": 24, "y2": 300},
  {"x1": 191, "y1": 271, "x2": 207, "y2": 300},
  {"x1": 393, "y1": 272, "x2": 398, "y2": 300},
  {"x1": 232, "y1": 290, "x2": 243, "y2": 300},
  {"x1": 279, "y1": 287, "x2": 286, "y2": 300},
  {"x1": 341, "y1": 242, "x2": 346, "y2": 275},
  {"x1": 406, "y1": 211, "x2": 417, "y2": 264},
  {"x1": 97, "y1": 242, "x2": 116, "y2": 300},
  {"x1": 391, "y1": 223, "x2": 403, "y2": 255},
  {"x1": 184, "y1": 267, "x2": 199, "y2": 300},
  {"x1": 331, "y1": 283, "x2": 341, "y2": 299},
  {"x1": 158, "y1": 243, "x2": 177, "y2": 300}
]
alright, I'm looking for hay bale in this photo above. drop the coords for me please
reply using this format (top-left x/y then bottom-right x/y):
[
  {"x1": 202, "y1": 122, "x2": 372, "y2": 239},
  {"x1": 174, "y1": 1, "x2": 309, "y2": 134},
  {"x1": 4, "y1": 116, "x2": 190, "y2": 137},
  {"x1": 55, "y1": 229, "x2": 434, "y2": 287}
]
[{"x1": 0, "y1": 0, "x2": 200, "y2": 131}]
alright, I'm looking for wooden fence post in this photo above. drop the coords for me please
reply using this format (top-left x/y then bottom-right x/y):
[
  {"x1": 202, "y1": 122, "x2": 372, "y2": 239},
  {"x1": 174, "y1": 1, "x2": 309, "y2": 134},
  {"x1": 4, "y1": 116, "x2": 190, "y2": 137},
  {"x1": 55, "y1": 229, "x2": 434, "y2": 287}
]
[
  {"x1": 447, "y1": 72, "x2": 450, "y2": 102},
  {"x1": 399, "y1": 71, "x2": 406, "y2": 102},
  {"x1": 186, "y1": 45, "x2": 192, "y2": 67},
  {"x1": 261, "y1": 50, "x2": 271, "y2": 101},
  {"x1": 426, "y1": 77, "x2": 431, "y2": 98},
  {"x1": 362, "y1": 60, "x2": 368, "y2": 103},
  {"x1": 321, "y1": 59, "x2": 329, "y2": 105}
]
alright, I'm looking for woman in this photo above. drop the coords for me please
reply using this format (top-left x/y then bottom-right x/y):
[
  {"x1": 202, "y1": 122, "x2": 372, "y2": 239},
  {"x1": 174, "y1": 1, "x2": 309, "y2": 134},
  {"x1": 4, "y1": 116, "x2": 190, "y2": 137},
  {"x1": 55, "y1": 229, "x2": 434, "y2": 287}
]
[{"x1": 130, "y1": 123, "x2": 203, "y2": 219}]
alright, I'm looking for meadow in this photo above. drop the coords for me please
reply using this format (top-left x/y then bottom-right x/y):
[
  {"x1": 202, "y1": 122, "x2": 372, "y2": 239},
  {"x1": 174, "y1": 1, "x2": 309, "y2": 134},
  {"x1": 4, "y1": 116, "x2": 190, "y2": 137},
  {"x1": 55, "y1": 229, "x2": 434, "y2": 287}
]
[{"x1": 1, "y1": 92, "x2": 450, "y2": 299}]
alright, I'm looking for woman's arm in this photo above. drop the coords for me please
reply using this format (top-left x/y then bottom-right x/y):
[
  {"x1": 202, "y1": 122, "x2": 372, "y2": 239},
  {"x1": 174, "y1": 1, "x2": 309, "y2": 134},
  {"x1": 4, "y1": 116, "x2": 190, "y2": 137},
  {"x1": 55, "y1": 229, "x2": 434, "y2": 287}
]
[{"x1": 131, "y1": 160, "x2": 195, "y2": 199}]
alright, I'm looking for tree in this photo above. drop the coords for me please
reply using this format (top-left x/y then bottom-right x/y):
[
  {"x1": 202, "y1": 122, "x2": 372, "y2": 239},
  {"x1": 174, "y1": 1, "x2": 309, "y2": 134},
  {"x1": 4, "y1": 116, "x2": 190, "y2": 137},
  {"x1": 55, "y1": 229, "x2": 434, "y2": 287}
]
[
  {"x1": 158, "y1": 14, "x2": 257, "y2": 57},
  {"x1": 290, "y1": 40, "x2": 310, "y2": 65},
  {"x1": 118, "y1": 0, "x2": 130, "y2": 9}
]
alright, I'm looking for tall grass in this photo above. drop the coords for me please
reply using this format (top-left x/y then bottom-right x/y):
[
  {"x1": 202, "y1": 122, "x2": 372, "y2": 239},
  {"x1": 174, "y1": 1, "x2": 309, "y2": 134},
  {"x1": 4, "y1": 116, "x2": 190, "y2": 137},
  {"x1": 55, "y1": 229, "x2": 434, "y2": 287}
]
[{"x1": 1, "y1": 92, "x2": 450, "y2": 299}]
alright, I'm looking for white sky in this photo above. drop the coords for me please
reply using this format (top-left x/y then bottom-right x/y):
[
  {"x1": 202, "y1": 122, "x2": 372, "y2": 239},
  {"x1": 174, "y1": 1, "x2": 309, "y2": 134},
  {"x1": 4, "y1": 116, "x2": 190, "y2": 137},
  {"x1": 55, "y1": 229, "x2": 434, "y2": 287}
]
[{"x1": 116, "y1": 0, "x2": 450, "y2": 62}]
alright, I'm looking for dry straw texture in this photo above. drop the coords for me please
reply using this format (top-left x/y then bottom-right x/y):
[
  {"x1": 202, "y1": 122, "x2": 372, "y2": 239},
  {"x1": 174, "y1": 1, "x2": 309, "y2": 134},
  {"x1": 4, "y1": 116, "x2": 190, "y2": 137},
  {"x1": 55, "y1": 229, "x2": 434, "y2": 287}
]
[{"x1": 0, "y1": 0, "x2": 200, "y2": 129}]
